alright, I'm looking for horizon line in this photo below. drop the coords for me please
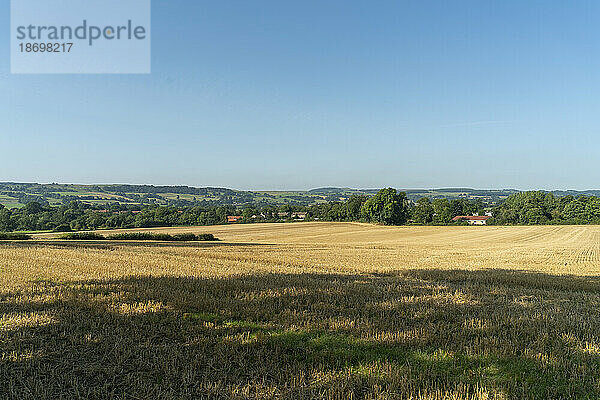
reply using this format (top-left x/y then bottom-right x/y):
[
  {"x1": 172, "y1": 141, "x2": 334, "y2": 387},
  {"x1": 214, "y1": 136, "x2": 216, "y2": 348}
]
[{"x1": 2, "y1": 181, "x2": 600, "y2": 193}]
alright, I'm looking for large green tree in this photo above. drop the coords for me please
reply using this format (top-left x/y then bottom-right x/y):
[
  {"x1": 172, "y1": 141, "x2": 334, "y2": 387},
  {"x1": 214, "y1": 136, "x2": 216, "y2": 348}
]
[
  {"x1": 412, "y1": 197, "x2": 434, "y2": 224},
  {"x1": 432, "y1": 198, "x2": 452, "y2": 223},
  {"x1": 360, "y1": 188, "x2": 409, "y2": 225},
  {"x1": 346, "y1": 195, "x2": 368, "y2": 221}
]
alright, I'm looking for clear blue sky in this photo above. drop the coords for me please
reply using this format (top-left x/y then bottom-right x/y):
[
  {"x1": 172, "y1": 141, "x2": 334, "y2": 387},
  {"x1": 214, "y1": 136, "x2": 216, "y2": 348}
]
[{"x1": 1, "y1": 1, "x2": 599, "y2": 190}]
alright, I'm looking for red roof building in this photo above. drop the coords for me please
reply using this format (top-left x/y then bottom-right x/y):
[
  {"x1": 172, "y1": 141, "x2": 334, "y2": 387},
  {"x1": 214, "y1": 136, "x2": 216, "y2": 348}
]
[{"x1": 227, "y1": 215, "x2": 243, "y2": 223}]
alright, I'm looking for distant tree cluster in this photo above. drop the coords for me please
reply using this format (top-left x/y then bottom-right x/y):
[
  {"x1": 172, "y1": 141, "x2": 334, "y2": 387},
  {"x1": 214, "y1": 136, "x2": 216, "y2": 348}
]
[
  {"x1": 490, "y1": 191, "x2": 600, "y2": 225},
  {"x1": 305, "y1": 189, "x2": 483, "y2": 225},
  {"x1": 0, "y1": 201, "x2": 312, "y2": 232},
  {"x1": 0, "y1": 183, "x2": 337, "y2": 209},
  {"x1": 4, "y1": 188, "x2": 600, "y2": 233},
  {"x1": 410, "y1": 197, "x2": 484, "y2": 224}
]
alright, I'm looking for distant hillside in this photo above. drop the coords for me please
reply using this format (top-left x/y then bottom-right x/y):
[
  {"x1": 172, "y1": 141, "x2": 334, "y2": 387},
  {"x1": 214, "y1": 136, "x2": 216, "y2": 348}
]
[
  {"x1": 0, "y1": 182, "x2": 596, "y2": 209},
  {"x1": 0, "y1": 182, "x2": 335, "y2": 208}
]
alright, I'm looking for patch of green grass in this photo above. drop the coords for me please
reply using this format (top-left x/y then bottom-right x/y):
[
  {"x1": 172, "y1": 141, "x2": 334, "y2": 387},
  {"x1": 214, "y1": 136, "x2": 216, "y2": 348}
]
[
  {"x1": 183, "y1": 312, "x2": 223, "y2": 323},
  {"x1": 183, "y1": 312, "x2": 274, "y2": 333},
  {"x1": 0, "y1": 194, "x2": 24, "y2": 208}
]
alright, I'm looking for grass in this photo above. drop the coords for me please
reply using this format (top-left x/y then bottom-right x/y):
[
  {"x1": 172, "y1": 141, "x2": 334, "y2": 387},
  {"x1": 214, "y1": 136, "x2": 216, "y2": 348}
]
[
  {"x1": 3, "y1": 223, "x2": 600, "y2": 399},
  {"x1": 0, "y1": 194, "x2": 24, "y2": 209}
]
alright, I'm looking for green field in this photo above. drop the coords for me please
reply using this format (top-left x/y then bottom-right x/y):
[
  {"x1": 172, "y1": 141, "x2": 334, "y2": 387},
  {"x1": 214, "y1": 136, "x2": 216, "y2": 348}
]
[
  {"x1": 0, "y1": 182, "x2": 578, "y2": 209},
  {"x1": 0, "y1": 195, "x2": 24, "y2": 209}
]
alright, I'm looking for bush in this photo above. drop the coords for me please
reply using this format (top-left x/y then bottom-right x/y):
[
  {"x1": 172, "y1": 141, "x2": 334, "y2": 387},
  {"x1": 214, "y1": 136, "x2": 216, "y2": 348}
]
[
  {"x1": 106, "y1": 232, "x2": 218, "y2": 241},
  {"x1": 174, "y1": 233, "x2": 218, "y2": 241},
  {"x1": 60, "y1": 232, "x2": 106, "y2": 240},
  {"x1": 58, "y1": 232, "x2": 219, "y2": 241},
  {"x1": 197, "y1": 233, "x2": 218, "y2": 241},
  {"x1": 53, "y1": 224, "x2": 73, "y2": 232},
  {"x1": 0, "y1": 232, "x2": 32, "y2": 240},
  {"x1": 108, "y1": 233, "x2": 172, "y2": 241}
]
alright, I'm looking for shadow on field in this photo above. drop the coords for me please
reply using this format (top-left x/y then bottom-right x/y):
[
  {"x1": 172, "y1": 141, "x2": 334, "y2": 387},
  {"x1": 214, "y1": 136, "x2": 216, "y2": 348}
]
[{"x1": 3, "y1": 269, "x2": 600, "y2": 399}]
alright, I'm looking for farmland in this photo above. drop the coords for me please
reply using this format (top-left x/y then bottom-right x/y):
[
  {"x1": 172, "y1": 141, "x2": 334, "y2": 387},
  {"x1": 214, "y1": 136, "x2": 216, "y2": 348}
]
[
  {"x1": 3, "y1": 223, "x2": 600, "y2": 399},
  {"x1": 0, "y1": 182, "x2": 526, "y2": 208}
]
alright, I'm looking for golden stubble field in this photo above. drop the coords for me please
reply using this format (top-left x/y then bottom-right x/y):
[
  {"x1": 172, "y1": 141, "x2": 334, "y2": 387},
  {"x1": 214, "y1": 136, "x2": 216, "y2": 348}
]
[{"x1": 3, "y1": 222, "x2": 600, "y2": 399}]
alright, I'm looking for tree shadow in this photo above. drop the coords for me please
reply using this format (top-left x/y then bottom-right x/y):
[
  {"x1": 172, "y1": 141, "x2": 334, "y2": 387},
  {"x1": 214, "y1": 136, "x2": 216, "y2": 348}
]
[
  {"x1": 2, "y1": 269, "x2": 600, "y2": 399},
  {"x1": 0, "y1": 240, "x2": 269, "y2": 250}
]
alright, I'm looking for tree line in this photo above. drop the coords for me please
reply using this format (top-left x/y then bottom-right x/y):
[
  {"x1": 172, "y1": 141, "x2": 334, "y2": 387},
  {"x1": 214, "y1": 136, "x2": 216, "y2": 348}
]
[
  {"x1": 491, "y1": 191, "x2": 600, "y2": 225},
  {"x1": 2, "y1": 188, "x2": 600, "y2": 232},
  {"x1": 312, "y1": 190, "x2": 484, "y2": 225}
]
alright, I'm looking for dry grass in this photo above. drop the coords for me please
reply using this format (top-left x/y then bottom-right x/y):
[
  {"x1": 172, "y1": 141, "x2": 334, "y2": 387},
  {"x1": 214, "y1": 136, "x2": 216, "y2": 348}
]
[{"x1": 3, "y1": 223, "x2": 600, "y2": 399}]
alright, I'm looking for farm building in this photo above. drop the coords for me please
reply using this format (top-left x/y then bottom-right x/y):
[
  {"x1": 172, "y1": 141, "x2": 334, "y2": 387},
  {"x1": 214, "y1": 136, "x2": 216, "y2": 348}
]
[
  {"x1": 291, "y1": 212, "x2": 307, "y2": 220},
  {"x1": 452, "y1": 215, "x2": 491, "y2": 225},
  {"x1": 227, "y1": 215, "x2": 243, "y2": 223}
]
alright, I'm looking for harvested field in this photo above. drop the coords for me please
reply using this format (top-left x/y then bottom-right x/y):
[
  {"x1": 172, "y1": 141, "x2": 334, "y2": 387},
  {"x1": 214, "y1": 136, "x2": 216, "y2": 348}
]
[{"x1": 3, "y1": 223, "x2": 600, "y2": 399}]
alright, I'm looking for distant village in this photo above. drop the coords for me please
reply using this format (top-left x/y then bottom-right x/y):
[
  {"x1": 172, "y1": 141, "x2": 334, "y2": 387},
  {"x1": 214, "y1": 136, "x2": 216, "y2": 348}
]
[{"x1": 227, "y1": 212, "x2": 307, "y2": 224}]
